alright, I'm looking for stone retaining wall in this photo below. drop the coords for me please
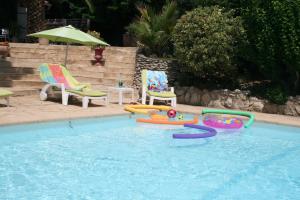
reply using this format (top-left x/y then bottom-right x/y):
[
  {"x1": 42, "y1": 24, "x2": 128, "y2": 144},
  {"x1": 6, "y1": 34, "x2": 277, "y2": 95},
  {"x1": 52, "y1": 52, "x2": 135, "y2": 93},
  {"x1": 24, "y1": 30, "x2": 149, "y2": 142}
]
[
  {"x1": 176, "y1": 86, "x2": 300, "y2": 116},
  {"x1": 133, "y1": 54, "x2": 177, "y2": 91},
  {"x1": 132, "y1": 54, "x2": 300, "y2": 116}
]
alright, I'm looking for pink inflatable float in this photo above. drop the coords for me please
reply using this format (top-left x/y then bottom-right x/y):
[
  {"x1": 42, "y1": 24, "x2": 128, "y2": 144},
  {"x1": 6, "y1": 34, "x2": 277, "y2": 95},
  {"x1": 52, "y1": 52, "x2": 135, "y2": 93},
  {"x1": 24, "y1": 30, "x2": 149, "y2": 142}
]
[{"x1": 203, "y1": 114, "x2": 243, "y2": 129}]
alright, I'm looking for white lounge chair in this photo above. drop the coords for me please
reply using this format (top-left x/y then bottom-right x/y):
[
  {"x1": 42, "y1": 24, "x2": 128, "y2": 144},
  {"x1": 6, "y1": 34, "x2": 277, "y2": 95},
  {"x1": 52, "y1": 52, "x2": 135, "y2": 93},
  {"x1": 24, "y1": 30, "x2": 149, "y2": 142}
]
[
  {"x1": 0, "y1": 89, "x2": 13, "y2": 106},
  {"x1": 141, "y1": 69, "x2": 176, "y2": 107},
  {"x1": 39, "y1": 63, "x2": 108, "y2": 108}
]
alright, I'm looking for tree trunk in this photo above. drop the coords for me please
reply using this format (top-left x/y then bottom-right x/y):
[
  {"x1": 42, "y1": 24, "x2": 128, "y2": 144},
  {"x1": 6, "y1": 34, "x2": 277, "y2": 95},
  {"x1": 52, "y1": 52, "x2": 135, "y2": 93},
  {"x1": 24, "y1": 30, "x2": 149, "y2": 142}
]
[{"x1": 20, "y1": 0, "x2": 46, "y2": 42}]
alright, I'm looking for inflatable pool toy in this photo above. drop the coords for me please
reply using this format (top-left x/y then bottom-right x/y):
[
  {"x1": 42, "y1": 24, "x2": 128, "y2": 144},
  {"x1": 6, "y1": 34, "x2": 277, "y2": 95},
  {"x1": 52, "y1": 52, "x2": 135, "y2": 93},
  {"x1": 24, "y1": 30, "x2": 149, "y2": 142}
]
[
  {"x1": 151, "y1": 114, "x2": 169, "y2": 120},
  {"x1": 167, "y1": 109, "x2": 177, "y2": 118},
  {"x1": 177, "y1": 114, "x2": 184, "y2": 120},
  {"x1": 173, "y1": 124, "x2": 217, "y2": 139},
  {"x1": 202, "y1": 109, "x2": 255, "y2": 128},
  {"x1": 124, "y1": 105, "x2": 171, "y2": 114},
  {"x1": 203, "y1": 114, "x2": 243, "y2": 129},
  {"x1": 137, "y1": 116, "x2": 199, "y2": 125}
]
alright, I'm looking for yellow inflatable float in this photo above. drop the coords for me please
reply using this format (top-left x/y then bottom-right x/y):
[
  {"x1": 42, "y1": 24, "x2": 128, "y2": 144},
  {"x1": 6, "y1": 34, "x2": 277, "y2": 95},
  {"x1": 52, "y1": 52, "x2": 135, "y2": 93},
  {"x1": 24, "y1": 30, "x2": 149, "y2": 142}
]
[{"x1": 124, "y1": 104, "x2": 172, "y2": 114}]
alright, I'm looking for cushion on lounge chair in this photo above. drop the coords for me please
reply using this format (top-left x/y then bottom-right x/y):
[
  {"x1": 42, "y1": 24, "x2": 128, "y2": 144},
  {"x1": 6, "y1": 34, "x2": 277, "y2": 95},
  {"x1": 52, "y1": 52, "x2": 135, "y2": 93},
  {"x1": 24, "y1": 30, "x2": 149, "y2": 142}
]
[
  {"x1": 146, "y1": 71, "x2": 168, "y2": 91},
  {"x1": 39, "y1": 63, "x2": 90, "y2": 90},
  {"x1": 67, "y1": 89, "x2": 107, "y2": 97},
  {"x1": 147, "y1": 91, "x2": 176, "y2": 98},
  {"x1": 0, "y1": 89, "x2": 13, "y2": 97}
]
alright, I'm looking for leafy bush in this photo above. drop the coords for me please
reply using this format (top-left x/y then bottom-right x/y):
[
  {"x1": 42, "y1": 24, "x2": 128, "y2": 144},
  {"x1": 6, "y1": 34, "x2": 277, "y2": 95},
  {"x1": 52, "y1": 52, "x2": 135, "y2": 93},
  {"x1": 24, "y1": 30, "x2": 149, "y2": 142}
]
[
  {"x1": 127, "y1": 1, "x2": 178, "y2": 57},
  {"x1": 266, "y1": 85, "x2": 288, "y2": 105},
  {"x1": 241, "y1": 0, "x2": 300, "y2": 94},
  {"x1": 172, "y1": 6, "x2": 245, "y2": 84},
  {"x1": 241, "y1": 81, "x2": 288, "y2": 104},
  {"x1": 87, "y1": 30, "x2": 101, "y2": 39}
]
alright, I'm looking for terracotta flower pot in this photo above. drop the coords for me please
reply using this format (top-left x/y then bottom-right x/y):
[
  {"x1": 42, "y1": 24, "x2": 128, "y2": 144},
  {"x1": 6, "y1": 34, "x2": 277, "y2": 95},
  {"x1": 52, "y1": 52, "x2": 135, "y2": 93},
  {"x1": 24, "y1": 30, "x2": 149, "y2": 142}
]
[{"x1": 94, "y1": 47, "x2": 105, "y2": 63}]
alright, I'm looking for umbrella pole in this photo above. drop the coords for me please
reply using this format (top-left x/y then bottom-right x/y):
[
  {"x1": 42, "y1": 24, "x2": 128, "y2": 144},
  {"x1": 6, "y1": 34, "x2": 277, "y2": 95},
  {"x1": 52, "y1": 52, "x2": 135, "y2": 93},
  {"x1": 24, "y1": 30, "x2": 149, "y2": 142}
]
[{"x1": 64, "y1": 43, "x2": 69, "y2": 67}]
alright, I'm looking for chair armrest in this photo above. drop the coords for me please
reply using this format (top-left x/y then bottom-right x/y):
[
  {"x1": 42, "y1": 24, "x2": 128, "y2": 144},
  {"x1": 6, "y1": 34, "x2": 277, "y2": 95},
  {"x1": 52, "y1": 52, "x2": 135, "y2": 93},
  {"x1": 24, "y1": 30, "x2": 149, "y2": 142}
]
[{"x1": 78, "y1": 82, "x2": 92, "y2": 89}]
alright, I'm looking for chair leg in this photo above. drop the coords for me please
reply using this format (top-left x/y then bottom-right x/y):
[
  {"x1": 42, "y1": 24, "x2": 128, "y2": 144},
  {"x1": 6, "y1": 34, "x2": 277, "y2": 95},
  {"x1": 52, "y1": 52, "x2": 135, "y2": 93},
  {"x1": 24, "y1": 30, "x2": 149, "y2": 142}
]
[
  {"x1": 40, "y1": 84, "x2": 51, "y2": 101},
  {"x1": 149, "y1": 96, "x2": 154, "y2": 105},
  {"x1": 82, "y1": 97, "x2": 89, "y2": 108},
  {"x1": 142, "y1": 93, "x2": 146, "y2": 104},
  {"x1": 105, "y1": 97, "x2": 109, "y2": 106},
  {"x1": 62, "y1": 92, "x2": 69, "y2": 106},
  {"x1": 172, "y1": 98, "x2": 177, "y2": 107},
  {"x1": 6, "y1": 97, "x2": 9, "y2": 107}
]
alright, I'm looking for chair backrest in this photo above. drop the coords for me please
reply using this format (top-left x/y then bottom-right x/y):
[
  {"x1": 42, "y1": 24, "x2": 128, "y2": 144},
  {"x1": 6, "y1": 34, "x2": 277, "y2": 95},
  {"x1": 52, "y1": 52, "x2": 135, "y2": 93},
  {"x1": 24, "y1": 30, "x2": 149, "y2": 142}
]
[
  {"x1": 141, "y1": 69, "x2": 168, "y2": 92},
  {"x1": 39, "y1": 63, "x2": 82, "y2": 90}
]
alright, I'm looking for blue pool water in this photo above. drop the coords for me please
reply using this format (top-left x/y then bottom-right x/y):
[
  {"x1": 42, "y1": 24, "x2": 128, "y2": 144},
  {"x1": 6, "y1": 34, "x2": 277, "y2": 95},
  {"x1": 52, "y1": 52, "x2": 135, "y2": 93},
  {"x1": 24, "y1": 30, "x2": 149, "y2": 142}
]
[{"x1": 0, "y1": 115, "x2": 300, "y2": 199}]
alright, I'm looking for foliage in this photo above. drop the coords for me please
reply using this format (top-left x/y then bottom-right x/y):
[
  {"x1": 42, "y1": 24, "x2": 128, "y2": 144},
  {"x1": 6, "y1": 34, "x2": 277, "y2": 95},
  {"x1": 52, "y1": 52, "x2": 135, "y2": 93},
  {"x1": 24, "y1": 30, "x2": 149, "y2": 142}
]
[
  {"x1": 266, "y1": 85, "x2": 288, "y2": 105},
  {"x1": 241, "y1": 81, "x2": 288, "y2": 104},
  {"x1": 83, "y1": 0, "x2": 95, "y2": 13},
  {"x1": 240, "y1": 0, "x2": 300, "y2": 94},
  {"x1": 87, "y1": 30, "x2": 101, "y2": 39},
  {"x1": 127, "y1": 1, "x2": 178, "y2": 57},
  {"x1": 172, "y1": 6, "x2": 245, "y2": 84},
  {"x1": 48, "y1": 0, "x2": 95, "y2": 19}
]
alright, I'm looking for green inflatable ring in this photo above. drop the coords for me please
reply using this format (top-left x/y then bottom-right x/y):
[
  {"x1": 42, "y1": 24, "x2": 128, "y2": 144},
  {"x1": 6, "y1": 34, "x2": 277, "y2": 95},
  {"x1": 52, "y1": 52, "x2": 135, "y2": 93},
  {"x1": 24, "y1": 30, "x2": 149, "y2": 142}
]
[{"x1": 202, "y1": 109, "x2": 255, "y2": 128}]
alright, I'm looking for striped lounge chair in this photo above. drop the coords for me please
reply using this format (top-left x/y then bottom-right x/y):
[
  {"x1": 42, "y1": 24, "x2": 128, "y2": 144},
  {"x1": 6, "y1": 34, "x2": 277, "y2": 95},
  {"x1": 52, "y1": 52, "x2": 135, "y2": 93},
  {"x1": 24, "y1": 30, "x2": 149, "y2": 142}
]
[{"x1": 39, "y1": 63, "x2": 108, "y2": 108}]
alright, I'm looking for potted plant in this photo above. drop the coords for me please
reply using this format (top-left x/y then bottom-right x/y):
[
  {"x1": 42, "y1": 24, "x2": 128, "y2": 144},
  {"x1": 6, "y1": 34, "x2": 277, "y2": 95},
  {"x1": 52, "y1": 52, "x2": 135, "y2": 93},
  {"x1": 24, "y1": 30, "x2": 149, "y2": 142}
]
[{"x1": 87, "y1": 30, "x2": 105, "y2": 64}]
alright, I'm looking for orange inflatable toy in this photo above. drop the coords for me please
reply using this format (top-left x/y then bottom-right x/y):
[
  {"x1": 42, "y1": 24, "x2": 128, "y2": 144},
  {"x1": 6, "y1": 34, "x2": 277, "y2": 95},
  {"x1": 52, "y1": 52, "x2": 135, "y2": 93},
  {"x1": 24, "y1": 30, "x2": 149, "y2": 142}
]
[{"x1": 137, "y1": 115, "x2": 199, "y2": 125}]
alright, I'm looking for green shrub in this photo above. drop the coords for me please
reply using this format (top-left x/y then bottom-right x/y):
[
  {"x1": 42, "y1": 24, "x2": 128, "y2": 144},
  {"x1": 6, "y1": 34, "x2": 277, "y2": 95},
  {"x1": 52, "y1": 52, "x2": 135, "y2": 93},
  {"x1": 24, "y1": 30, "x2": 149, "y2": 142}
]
[
  {"x1": 172, "y1": 6, "x2": 245, "y2": 84},
  {"x1": 241, "y1": 0, "x2": 300, "y2": 94},
  {"x1": 127, "y1": 1, "x2": 178, "y2": 57},
  {"x1": 266, "y1": 85, "x2": 288, "y2": 105},
  {"x1": 243, "y1": 81, "x2": 288, "y2": 104}
]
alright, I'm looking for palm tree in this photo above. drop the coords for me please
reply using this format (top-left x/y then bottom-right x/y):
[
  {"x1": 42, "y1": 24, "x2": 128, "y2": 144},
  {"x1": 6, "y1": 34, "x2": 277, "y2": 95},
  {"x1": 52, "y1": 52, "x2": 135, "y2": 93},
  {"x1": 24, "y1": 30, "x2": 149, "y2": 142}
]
[
  {"x1": 19, "y1": 0, "x2": 95, "y2": 37},
  {"x1": 127, "y1": 1, "x2": 178, "y2": 57},
  {"x1": 83, "y1": 0, "x2": 95, "y2": 13}
]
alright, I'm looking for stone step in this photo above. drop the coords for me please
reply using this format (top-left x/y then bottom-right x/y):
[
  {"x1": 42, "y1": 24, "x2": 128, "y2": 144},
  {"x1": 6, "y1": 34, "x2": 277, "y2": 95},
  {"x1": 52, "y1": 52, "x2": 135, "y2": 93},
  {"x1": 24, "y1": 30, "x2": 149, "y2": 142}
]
[
  {"x1": 9, "y1": 51, "x2": 94, "y2": 61},
  {"x1": 9, "y1": 43, "x2": 92, "y2": 54},
  {"x1": 104, "y1": 62, "x2": 136, "y2": 69},
  {"x1": 5, "y1": 57, "x2": 93, "y2": 68},
  {"x1": 0, "y1": 73, "x2": 39, "y2": 81},
  {"x1": 9, "y1": 46, "x2": 92, "y2": 55},
  {"x1": 9, "y1": 47, "x2": 136, "y2": 60},
  {"x1": 103, "y1": 72, "x2": 135, "y2": 79},
  {"x1": 73, "y1": 73, "x2": 133, "y2": 84},
  {"x1": 9, "y1": 43, "x2": 137, "y2": 54},
  {"x1": 4, "y1": 43, "x2": 138, "y2": 98},
  {"x1": 74, "y1": 76, "x2": 103, "y2": 84},
  {"x1": 103, "y1": 47, "x2": 137, "y2": 56},
  {"x1": 103, "y1": 67, "x2": 135, "y2": 74},
  {"x1": 71, "y1": 72, "x2": 104, "y2": 79},
  {"x1": 70, "y1": 66, "x2": 106, "y2": 73},
  {"x1": 71, "y1": 66, "x2": 134, "y2": 75},
  {"x1": 104, "y1": 55, "x2": 135, "y2": 64},
  {"x1": 4, "y1": 58, "x2": 136, "y2": 70},
  {"x1": 9, "y1": 87, "x2": 40, "y2": 96},
  {"x1": 0, "y1": 59, "x2": 14, "y2": 68},
  {"x1": 0, "y1": 80, "x2": 43, "y2": 88},
  {"x1": 0, "y1": 66, "x2": 37, "y2": 74},
  {"x1": 101, "y1": 78, "x2": 133, "y2": 86}
]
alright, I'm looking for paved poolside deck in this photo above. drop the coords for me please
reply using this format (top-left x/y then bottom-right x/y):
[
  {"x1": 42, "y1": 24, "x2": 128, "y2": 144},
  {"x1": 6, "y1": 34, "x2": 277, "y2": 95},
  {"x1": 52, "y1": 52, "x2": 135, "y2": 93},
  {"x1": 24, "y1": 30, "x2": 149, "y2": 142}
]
[{"x1": 0, "y1": 95, "x2": 299, "y2": 127}]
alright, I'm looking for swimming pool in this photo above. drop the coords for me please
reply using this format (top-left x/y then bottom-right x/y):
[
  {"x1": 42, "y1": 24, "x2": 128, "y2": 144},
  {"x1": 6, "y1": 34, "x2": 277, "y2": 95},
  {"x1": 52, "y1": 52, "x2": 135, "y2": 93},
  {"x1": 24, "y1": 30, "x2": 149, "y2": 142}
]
[{"x1": 0, "y1": 115, "x2": 299, "y2": 199}]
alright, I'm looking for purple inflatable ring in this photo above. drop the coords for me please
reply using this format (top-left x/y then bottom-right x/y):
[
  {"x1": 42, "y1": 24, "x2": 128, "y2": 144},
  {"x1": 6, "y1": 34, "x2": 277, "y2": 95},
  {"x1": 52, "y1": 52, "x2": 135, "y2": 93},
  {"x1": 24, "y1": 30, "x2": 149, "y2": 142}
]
[{"x1": 173, "y1": 124, "x2": 217, "y2": 139}]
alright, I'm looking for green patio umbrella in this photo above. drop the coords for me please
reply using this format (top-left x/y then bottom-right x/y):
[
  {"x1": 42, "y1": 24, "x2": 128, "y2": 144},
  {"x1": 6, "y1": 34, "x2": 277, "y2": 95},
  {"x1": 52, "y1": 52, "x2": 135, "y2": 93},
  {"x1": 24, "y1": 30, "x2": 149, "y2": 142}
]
[{"x1": 28, "y1": 25, "x2": 109, "y2": 67}]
